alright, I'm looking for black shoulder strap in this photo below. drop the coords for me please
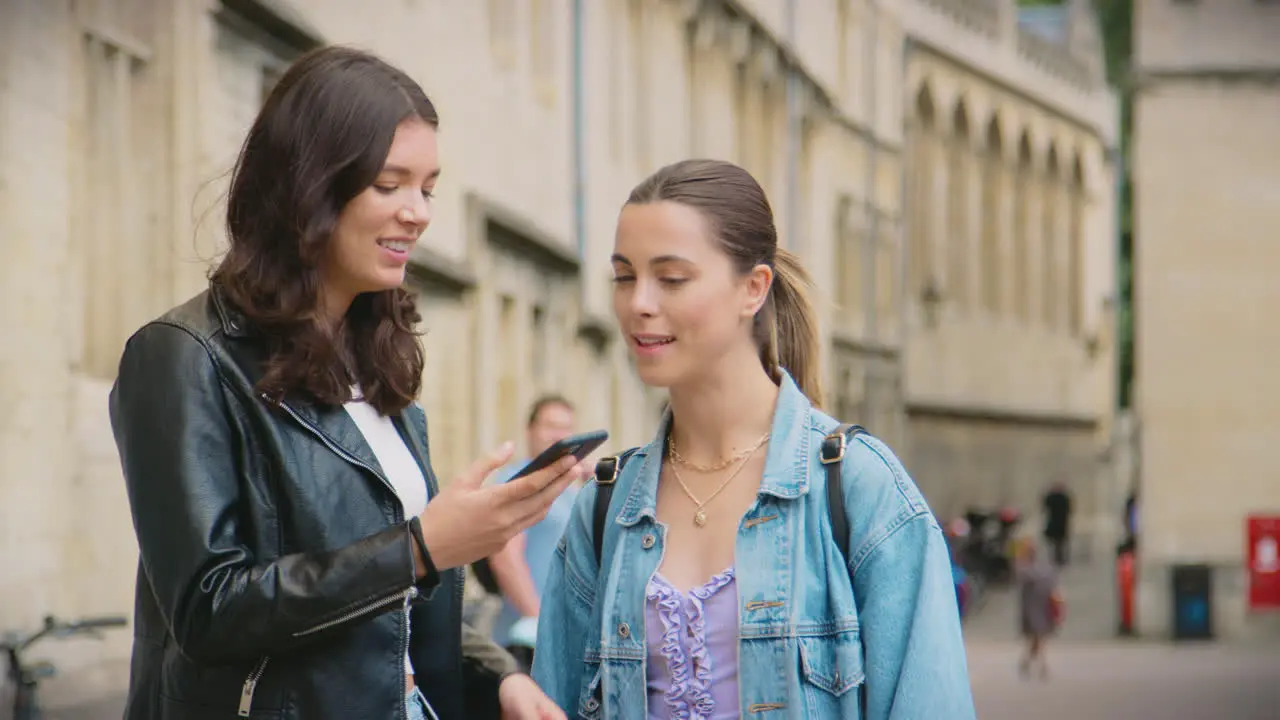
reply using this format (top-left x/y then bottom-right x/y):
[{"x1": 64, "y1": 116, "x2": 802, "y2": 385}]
[
  {"x1": 823, "y1": 423, "x2": 868, "y2": 716},
  {"x1": 592, "y1": 448, "x2": 639, "y2": 566},
  {"x1": 822, "y1": 423, "x2": 866, "y2": 567}
]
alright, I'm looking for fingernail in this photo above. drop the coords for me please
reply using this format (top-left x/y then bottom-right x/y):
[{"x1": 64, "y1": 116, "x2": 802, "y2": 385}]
[{"x1": 498, "y1": 441, "x2": 514, "y2": 454}]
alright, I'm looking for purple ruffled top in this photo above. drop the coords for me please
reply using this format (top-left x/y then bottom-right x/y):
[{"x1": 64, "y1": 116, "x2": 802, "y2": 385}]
[{"x1": 644, "y1": 568, "x2": 740, "y2": 720}]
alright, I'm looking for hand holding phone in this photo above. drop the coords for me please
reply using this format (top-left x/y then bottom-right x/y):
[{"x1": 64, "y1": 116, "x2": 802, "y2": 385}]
[
  {"x1": 509, "y1": 430, "x2": 609, "y2": 480},
  {"x1": 414, "y1": 430, "x2": 609, "y2": 572}
]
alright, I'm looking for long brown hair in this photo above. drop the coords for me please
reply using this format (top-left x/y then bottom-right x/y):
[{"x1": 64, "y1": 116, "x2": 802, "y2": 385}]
[
  {"x1": 211, "y1": 46, "x2": 436, "y2": 415},
  {"x1": 626, "y1": 159, "x2": 824, "y2": 407}
]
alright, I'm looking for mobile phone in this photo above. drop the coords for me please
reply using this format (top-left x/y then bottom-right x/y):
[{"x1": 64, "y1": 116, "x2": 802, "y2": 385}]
[{"x1": 508, "y1": 429, "x2": 610, "y2": 480}]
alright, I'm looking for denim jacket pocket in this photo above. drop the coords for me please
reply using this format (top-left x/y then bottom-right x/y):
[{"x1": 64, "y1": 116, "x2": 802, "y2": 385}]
[
  {"x1": 576, "y1": 660, "x2": 603, "y2": 720},
  {"x1": 798, "y1": 629, "x2": 866, "y2": 698}
]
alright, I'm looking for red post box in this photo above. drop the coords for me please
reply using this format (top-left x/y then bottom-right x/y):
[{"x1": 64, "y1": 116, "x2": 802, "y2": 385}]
[{"x1": 1247, "y1": 515, "x2": 1280, "y2": 611}]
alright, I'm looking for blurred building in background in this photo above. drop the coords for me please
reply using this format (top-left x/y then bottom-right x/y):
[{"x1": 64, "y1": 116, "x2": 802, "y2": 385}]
[
  {"x1": 899, "y1": 0, "x2": 1119, "y2": 547},
  {"x1": 0, "y1": 0, "x2": 1124, "y2": 708},
  {"x1": 1133, "y1": 0, "x2": 1280, "y2": 642}
]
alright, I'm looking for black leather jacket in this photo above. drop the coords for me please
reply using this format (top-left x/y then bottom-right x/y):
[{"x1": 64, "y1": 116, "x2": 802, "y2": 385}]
[{"x1": 108, "y1": 288, "x2": 516, "y2": 719}]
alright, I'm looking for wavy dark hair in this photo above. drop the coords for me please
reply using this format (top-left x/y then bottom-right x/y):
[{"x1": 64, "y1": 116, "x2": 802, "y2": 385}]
[{"x1": 211, "y1": 46, "x2": 437, "y2": 415}]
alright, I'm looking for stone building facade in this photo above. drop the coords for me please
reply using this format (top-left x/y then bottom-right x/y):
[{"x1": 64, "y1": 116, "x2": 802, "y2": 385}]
[
  {"x1": 1133, "y1": 0, "x2": 1280, "y2": 642},
  {"x1": 0, "y1": 0, "x2": 1117, "y2": 708},
  {"x1": 898, "y1": 0, "x2": 1119, "y2": 547}
]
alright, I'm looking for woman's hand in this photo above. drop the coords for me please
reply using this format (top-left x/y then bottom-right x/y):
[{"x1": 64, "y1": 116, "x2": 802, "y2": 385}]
[
  {"x1": 499, "y1": 673, "x2": 566, "y2": 720},
  {"x1": 417, "y1": 443, "x2": 583, "y2": 571}
]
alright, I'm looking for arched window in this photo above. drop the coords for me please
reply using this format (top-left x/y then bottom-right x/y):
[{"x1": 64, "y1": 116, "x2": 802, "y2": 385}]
[
  {"x1": 980, "y1": 118, "x2": 1004, "y2": 316},
  {"x1": 1069, "y1": 155, "x2": 1086, "y2": 336},
  {"x1": 1012, "y1": 133, "x2": 1034, "y2": 323},
  {"x1": 1043, "y1": 146, "x2": 1061, "y2": 329},
  {"x1": 909, "y1": 84, "x2": 937, "y2": 299},
  {"x1": 947, "y1": 101, "x2": 971, "y2": 311}
]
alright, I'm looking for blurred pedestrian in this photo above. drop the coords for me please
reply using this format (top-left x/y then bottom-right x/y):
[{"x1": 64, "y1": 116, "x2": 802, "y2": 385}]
[
  {"x1": 1017, "y1": 540, "x2": 1063, "y2": 680},
  {"x1": 485, "y1": 395, "x2": 585, "y2": 672},
  {"x1": 1042, "y1": 481, "x2": 1073, "y2": 566}
]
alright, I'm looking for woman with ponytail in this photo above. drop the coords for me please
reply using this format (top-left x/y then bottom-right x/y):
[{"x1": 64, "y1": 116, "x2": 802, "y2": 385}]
[{"x1": 533, "y1": 159, "x2": 974, "y2": 719}]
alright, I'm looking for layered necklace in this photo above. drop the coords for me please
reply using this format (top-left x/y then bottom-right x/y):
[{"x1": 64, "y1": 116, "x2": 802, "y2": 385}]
[{"x1": 667, "y1": 431, "x2": 771, "y2": 527}]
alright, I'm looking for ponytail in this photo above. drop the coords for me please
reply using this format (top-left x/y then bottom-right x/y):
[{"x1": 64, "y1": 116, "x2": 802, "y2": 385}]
[{"x1": 756, "y1": 247, "x2": 824, "y2": 408}]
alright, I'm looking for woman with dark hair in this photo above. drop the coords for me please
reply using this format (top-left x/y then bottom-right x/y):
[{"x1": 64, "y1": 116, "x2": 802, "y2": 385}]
[
  {"x1": 533, "y1": 159, "x2": 975, "y2": 718},
  {"x1": 109, "y1": 46, "x2": 573, "y2": 720}
]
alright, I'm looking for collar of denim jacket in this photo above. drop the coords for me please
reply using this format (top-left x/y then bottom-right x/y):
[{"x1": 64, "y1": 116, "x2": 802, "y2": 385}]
[{"x1": 615, "y1": 370, "x2": 814, "y2": 527}]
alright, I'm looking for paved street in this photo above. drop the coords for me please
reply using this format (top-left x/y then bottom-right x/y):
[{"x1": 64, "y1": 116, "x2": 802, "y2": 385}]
[{"x1": 963, "y1": 557, "x2": 1280, "y2": 719}]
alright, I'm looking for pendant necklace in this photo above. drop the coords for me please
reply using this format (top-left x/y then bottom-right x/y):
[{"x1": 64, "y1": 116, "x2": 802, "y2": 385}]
[{"x1": 667, "y1": 433, "x2": 770, "y2": 527}]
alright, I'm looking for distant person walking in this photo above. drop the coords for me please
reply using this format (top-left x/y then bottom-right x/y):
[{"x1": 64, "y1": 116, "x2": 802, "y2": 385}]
[
  {"x1": 1042, "y1": 481, "x2": 1073, "y2": 566},
  {"x1": 1017, "y1": 540, "x2": 1062, "y2": 681}
]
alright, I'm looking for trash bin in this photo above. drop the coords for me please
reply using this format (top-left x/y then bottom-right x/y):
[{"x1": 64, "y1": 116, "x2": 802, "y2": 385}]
[{"x1": 1171, "y1": 564, "x2": 1213, "y2": 640}]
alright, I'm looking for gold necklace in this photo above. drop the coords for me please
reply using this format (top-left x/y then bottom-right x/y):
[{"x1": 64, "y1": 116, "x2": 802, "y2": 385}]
[
  {"x1": 669, "y1": 431, "x2": 771, "y2": 473},
  {"x1": 667, "y1": 435, "x2": 769, "y2": 527}
]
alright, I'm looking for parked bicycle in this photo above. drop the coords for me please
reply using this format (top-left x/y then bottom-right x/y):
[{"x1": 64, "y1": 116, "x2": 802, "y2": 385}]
[{"x1": 2, "y1": 614, "x2": 127, "y2": 720}]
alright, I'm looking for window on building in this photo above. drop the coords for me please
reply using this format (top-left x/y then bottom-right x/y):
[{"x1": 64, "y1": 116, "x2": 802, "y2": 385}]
[
  {"x1": 980, "y1": 119, "x2": 1003, "y2": 316},
  {"x1": 488, "y1": 0, "x2": 516, "y2": 68},
  {"x1": 908, "y1": 86, "x2": 936, "y2": 300},
  {"x1": 410, "y1": 280, "x2": 473, "y2": 480},
  {"x1": 947, "y1": 102, "x2": 971, "y2": 312},
  {"x1": 1069, "y1": 156, "x2": 1086, "y2": 336},
  {"x1": 1042, "y1": 147, "x2": 1061, "y2": 330},
  {"x1": 1012, "y1": 133, "x2": 1033, "y2": 323},
  {"x1": 498, "y1": 294, "x2": 518, "y2": 443},
  {"x1": 834, "y1": 197, "x2": 860, "y2": 322},
  {"x1": 78, "y1": 0, "x2": 160, "y2": 378},
  {"x1": 734, "y1": 64, "x2": 751, "y2": 166},
  {"x1": 628, "y1": 0, "x2": 650, "y2": 167},
  {"x1": 531, "y1": 304, "x2": 547, "y2": 384},
  {"x1": 530, "y1": 0, "x2": 555, "y2": 103},
  {"x1": 874, "y1": 218, "x2": 898, "y2": 335},
  {"x1": 608, "y1": 2, "x2": 626, "y2": 161},
  {"x1": 835, "y1": 365, "x2": 862, "y2": 427}
]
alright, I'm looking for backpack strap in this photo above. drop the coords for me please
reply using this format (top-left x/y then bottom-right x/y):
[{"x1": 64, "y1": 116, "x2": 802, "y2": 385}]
[
  {"x1": 592, "y1": 448, "x2": 640, "y2": 566},
  {"x1": 822, "y1": 422, "x2": 868, "y2": 715},
  {"x1": 822, "y1": 424, "x2": 866, "y2": 569}
]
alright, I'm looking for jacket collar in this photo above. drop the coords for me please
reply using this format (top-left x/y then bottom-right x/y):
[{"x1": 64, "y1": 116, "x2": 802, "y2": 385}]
[
  {"x1": 211, "y1": 285, "x2": 434, "y2": 491},
  {"x1": 210, "y1": 283, "x2": 252, "y2": 339},
  {"x1": 277, "y1": 393, "x2": 435, "y2": 494},
  {"x1": 616, "y1": 371, "x2": 815, "y2": 527}
]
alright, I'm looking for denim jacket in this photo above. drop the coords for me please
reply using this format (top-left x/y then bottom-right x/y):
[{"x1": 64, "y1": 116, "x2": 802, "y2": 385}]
[{"x1": 532, "y1": 373, "x2": 976, "y2": 719}]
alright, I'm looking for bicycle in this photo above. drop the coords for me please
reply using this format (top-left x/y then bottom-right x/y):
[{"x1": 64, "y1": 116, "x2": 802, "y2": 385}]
[{"x1": 1, "y1": 614, "x2": 128, "y2": 720}]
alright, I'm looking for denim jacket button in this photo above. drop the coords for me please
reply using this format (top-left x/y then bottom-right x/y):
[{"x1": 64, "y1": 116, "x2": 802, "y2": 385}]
[
  {"x1": 584, "y1": 698, "x2": 599, "y2": 712},
  {"x1": 617, "y1": 622, "x2": 631, "y2": 638},
  {"x1": 641, "y1": 534, "x2": 656, "y2": 549}
]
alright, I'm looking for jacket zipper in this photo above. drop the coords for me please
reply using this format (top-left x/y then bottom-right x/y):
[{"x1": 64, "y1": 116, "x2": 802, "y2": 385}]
[
  {"x1": 276, "y1": 398, "x2": 401, "y2": 501},
  {"x1": 401, "y1": 588, "x2": 413, "y2": 720},
  {"x1": 238, "y1": 657, "x2": 270, "y2": 717},
  {"x1": 293, "y1": 585, "x2": 419, "y2": 638},
  {"x1": 271, "y1": 397, "x2": 421, "y2": 717}
]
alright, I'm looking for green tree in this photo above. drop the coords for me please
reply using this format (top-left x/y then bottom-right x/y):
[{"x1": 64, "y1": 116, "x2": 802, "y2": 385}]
[{"x1": 1092, "y1": 0, "x2": 1134, "y2": 410}]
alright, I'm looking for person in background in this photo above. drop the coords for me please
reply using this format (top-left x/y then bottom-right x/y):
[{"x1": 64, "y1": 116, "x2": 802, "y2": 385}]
[
  {"x1": 488, "y1": 395, "x2": 584, "y2": 669},
  {"x1": 1042, "y1": 481, "x2": 1073, "y2": 566},
  {"x1": 1123, "y1": 489, "x2": 1139, "y2": 550},
  {"x1": 1017, "y1": 539, "x2": 1062, "y2": 680}
]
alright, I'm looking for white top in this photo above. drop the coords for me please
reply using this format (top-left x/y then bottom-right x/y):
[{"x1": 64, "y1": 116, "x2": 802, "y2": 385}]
[{"x1": 344, "y1": 389, "x2": 428, "y2": 676}]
